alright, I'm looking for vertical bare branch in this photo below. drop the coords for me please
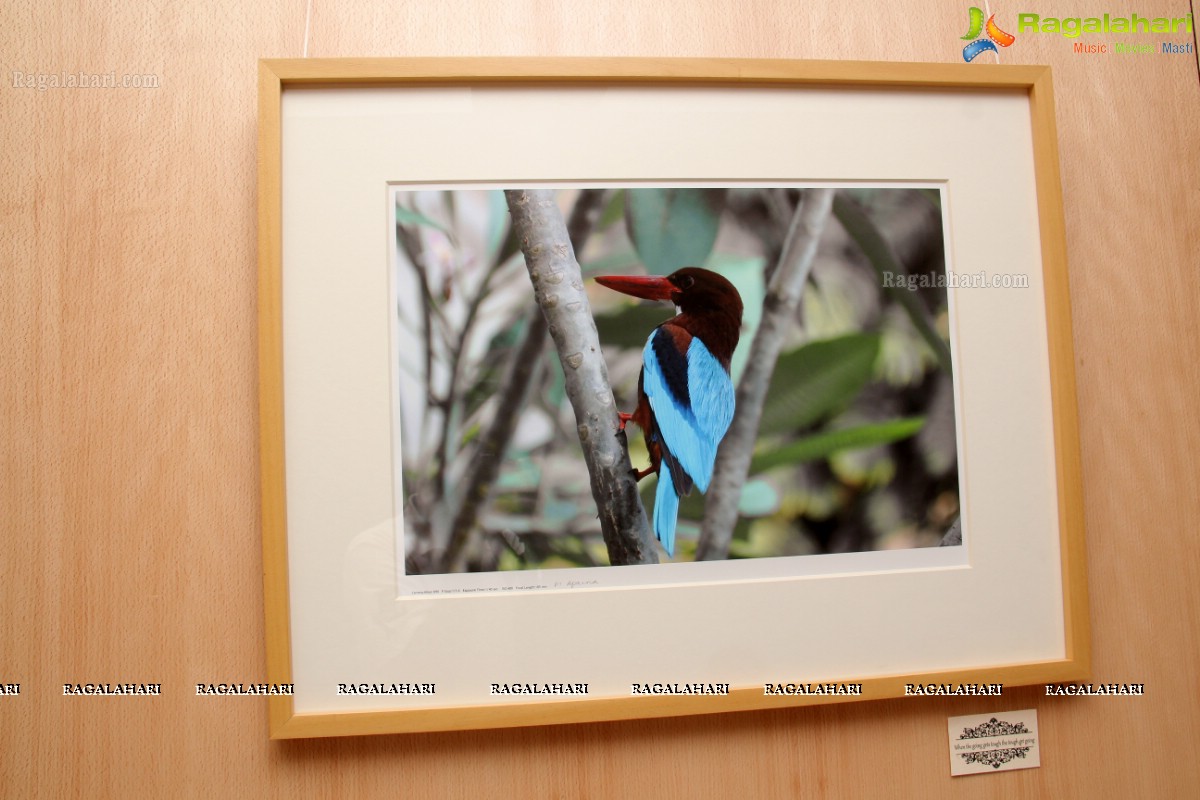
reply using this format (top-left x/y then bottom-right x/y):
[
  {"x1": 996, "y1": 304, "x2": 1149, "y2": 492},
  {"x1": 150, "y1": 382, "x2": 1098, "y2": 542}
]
[
  {"x1": 395, "y1": 225, "x2": 437, "y2": 433},
  {"x1": 431, "y1": 249, "x2": 507, "y2": 504},
  {"x1": 696, "y1": 188, "x2": 836, "y2": 561},
  {"x1": 440, "y1": 187, "x2": 609, "y2": 572},
  {"x1": 441, "y1": 314, "x2": 546, "y2": 571},
  {"x1": 395, "y1": 225, "x2": 439, "y2": 555},
  {"x1": 505, "y1": 189, "x2": 658, "y2": 566}
]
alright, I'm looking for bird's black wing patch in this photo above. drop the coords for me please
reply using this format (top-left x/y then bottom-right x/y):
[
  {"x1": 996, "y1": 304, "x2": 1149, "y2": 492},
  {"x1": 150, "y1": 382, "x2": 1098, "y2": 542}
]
[
  {"x1": 650, "y1": 325, "x2": 691, "y2": 410},
  {"x1": 649, "y1": 428, "x2": 694, "y2": 497}
]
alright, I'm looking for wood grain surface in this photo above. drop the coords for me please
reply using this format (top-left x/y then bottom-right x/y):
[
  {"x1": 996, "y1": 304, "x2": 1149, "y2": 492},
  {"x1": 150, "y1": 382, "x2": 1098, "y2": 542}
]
[{"x1": 3, "y1": 1, "x2": 1198, "y2": 797}]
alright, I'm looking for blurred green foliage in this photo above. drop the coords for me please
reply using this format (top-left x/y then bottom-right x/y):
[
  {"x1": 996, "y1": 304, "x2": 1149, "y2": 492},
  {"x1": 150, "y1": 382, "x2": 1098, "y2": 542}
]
[{"x1": 624, "y1": 188, "x2": 727, "y2": 275}]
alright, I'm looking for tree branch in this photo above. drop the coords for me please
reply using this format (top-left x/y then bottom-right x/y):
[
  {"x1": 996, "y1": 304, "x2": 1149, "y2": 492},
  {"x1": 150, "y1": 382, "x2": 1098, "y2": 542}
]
[
  {"x1": 431, "y1": 244, "x2": 508, "y2": 504},
  {"x1": 939, "y1": 517, "x2": 962, "y2": 547},
  {"x1": 505, "y1": 189, "x2": 658, "y2": 566},
  {"x1": 696, "y1": 188, "x2": 837, "y2": 561},
  {"x1": 395, "y1": 224, "x2": 437, "y2": 435},
  {"x1": 438, "y1": 313, "x2": 546, "y2": 571},
  {"x1": 395, "y1": 224, "x2": 440, "y2": 554}
]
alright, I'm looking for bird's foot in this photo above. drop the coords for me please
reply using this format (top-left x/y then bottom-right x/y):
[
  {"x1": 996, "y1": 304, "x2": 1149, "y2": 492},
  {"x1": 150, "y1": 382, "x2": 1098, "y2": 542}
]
[
  {"x1": 617, "y1": 412, "x2": 634, "y2": 432},
  {"x1": 630, "y1": 466, "x2": 654, "y2": 482}
]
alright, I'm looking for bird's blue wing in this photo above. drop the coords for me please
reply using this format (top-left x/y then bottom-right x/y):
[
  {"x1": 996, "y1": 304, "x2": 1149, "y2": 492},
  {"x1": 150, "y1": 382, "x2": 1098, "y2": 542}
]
[
  {"x1": 653, "y1": 464, "x2": 679, "y2": 557},
  {"x1": 686, "y1": 338, "x2": 736, "y2": 464},
  {"x1": 642, "y1": 327, "x2": 735, "y2": 493}
]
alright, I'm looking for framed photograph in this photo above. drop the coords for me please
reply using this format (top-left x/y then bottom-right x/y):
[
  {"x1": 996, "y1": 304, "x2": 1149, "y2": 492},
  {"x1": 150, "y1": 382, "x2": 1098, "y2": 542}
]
[{"x1": 258, "y1": 58, "x2": 1088, "y2": 738}]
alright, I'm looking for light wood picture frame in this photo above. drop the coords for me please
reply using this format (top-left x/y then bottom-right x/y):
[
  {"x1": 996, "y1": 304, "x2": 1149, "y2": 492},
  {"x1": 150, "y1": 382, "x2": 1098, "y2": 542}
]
[{"x1": 258, "y1": 58, "x2": 1088, "y2": 739}]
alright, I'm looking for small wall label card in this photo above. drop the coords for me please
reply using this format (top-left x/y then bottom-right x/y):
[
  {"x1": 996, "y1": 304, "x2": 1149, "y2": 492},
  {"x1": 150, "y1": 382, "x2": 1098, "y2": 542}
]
[{"x1": 948, "y1": 710, "x2": 1040, "y2": 776}]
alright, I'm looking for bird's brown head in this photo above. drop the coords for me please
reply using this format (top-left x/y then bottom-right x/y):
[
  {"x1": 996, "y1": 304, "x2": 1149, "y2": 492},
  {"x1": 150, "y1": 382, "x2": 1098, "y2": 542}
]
[{"x1": 594, "y1": 267, "x2": 743, "y2": 325}]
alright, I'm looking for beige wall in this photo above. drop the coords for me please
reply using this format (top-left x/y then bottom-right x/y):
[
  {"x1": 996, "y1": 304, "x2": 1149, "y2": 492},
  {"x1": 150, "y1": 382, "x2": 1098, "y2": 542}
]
[{"x1": 3, "y1": 1, "x2": 1198, "y2": 797}]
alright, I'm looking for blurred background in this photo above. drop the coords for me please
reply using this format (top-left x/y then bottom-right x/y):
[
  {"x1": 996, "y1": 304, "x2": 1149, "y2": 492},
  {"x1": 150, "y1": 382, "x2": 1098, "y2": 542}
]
[{"x1": 394, "y1": 186, "x2": 959, "y2": 575}]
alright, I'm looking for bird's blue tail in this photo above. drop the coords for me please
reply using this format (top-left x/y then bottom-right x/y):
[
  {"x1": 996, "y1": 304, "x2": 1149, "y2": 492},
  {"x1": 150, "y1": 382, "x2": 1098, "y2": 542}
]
[{"x1": 653, "y1": 468, "x2": 679, "y2": 557}]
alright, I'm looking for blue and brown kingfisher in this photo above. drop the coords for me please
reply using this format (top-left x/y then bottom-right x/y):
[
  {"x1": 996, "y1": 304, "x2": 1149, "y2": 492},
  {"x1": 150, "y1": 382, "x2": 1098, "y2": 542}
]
[{"x1": 595, "y1": 268, "x2": 743, "y2": 557}]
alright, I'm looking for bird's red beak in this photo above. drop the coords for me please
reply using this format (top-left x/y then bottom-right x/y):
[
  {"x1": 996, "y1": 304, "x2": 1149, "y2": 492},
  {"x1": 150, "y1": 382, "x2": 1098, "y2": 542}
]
[{"x1": 594, "y1": 275, "x2": 675, "y2": 302}]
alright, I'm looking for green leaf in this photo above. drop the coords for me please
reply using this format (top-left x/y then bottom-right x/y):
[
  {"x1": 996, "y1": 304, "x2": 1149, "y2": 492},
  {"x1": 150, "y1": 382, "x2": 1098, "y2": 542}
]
[
  {"x1": 624, "y1": 188, "x2": 726, "y2": 275},
  {"x1": 737, "y1": 480, "x2": 779, "y2": 517},
  {"x1": 486, "y1": 190, "x2": 514, "y2": 263},
  {"x1": 543, "y1": 350, "x2": 567, "y2": 409},
  {"x1": 594, "y1": 302, "x2": 674, "y2": 350},
  {"x1": 497, "y1": 550, "x2": 524, "y2": 571},
  {"x1": 395, "y1": 205, "x2": 453, "y2": 238},
  {"x1": 582, "y1": 250, "x2": 642, "y2": 277},
  {"x1": 750, "y1": 418, "x2": 926, "y2": 474},
  {"x1": 758, "y1": 334, "x2": 881, "y2": 436},
  {"x1": 598, "y1": 189, "x2": 626, "y2": 230},
  {"x1": 495, "y1": 458, "x2": 542, "y2": 491},
  {"x1": 542, "y1": 498, "x2": 580, "y2": 525},
  {"x1": 830, "y1": 444, "x2": 896, "y2": 488}
]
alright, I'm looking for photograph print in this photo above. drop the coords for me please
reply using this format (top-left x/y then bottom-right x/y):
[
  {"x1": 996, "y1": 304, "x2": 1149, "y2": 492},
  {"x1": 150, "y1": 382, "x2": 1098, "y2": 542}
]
[{"x1": 392, "y1": 185, "x2": 961, "y2": 588}]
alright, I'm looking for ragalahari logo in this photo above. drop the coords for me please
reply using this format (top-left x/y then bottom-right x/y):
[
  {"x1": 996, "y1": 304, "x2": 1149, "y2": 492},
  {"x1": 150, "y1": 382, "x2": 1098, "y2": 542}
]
[{"x1": 961, "y1": 7, "x2": 1017, "y2": 61}]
